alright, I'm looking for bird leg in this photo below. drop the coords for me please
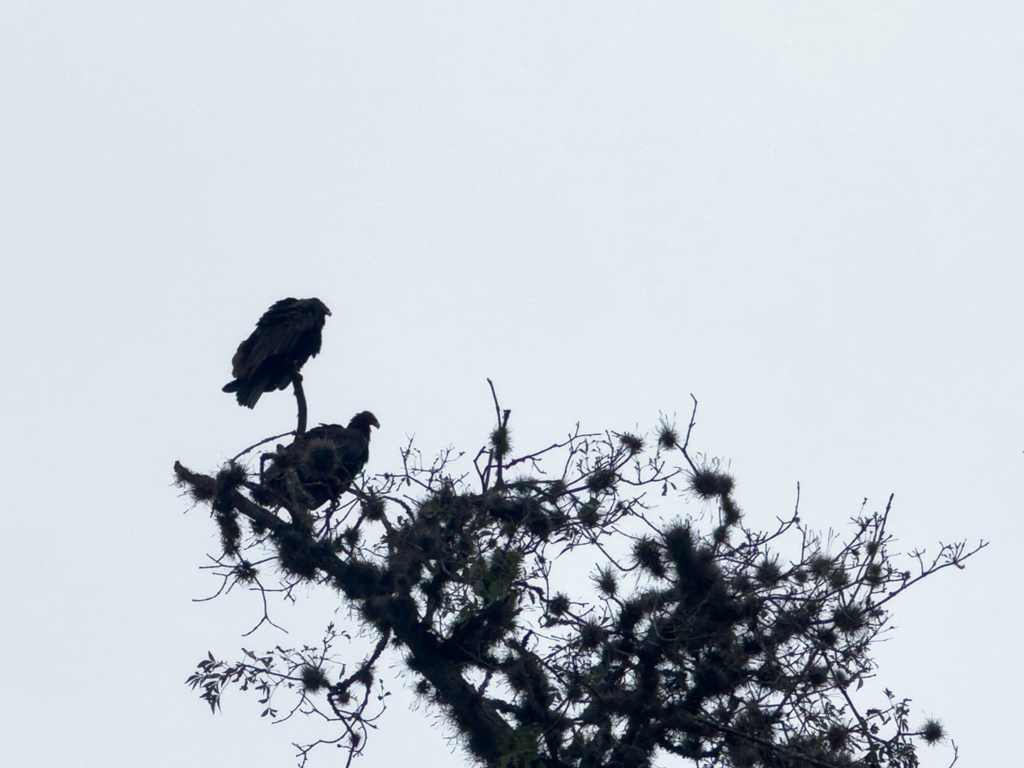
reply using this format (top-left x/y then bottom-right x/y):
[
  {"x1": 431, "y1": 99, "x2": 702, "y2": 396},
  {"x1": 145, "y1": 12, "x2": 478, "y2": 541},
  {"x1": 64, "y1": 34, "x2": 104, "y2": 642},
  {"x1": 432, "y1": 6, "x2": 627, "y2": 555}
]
[{"x1": 290, "y1": 365, "x2": 308, "y2": 435}]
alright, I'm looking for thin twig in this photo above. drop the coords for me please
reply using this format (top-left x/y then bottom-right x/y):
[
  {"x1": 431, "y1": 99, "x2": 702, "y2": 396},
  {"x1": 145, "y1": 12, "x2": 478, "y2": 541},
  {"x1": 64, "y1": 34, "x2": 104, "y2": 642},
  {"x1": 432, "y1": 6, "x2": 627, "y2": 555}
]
[
  {"x1": 232, "y1": 431, "x2": 296, "y2": 462},
  {"x1": 679, "y1": 394, "x2": 700, "y2": 472}
]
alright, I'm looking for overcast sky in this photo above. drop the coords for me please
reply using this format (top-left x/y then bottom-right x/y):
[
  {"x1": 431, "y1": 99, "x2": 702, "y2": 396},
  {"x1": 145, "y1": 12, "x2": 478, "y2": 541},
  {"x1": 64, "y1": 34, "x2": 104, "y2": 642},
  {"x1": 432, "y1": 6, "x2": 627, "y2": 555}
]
[{"x1": 2, "y1": 3, "x2": 1020, "y2": 767}]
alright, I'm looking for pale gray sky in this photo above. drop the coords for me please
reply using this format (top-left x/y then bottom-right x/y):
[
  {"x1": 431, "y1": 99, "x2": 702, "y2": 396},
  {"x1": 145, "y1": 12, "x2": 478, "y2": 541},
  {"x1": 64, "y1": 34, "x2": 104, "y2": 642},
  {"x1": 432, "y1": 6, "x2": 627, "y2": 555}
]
[{"x1": 2, "y1": 3, "x2": 1020, "y2": 767}]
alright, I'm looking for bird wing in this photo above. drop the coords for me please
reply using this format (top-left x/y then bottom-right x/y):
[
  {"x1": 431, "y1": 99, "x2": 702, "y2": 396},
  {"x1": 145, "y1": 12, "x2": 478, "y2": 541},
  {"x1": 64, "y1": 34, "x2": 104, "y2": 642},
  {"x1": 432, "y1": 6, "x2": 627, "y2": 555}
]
[
  {"x1": 231, "y1": 299, "x2": 324, "y2": 378},
  {"x1": 333, "y1": 427, "x2": 370, "y2": 481}
]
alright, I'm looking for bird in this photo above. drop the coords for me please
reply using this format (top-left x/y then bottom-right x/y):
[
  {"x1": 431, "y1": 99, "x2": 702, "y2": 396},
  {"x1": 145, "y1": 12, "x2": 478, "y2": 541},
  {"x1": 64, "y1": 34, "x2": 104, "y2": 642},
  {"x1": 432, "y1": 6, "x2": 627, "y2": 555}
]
[
  {"x1": 222, "y1": 298, "x2": 331, "y2": 408},
  {"x1": 262, "y1": 411, "x2": 380, "y2": 511}
]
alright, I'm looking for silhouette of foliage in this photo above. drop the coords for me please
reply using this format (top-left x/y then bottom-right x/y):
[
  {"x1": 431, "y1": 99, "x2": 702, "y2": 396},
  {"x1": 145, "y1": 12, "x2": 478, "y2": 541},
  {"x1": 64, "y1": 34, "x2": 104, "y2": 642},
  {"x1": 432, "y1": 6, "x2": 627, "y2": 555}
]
[{"x1": 176, "y1": 389, "x2": 983, "y2": 768}]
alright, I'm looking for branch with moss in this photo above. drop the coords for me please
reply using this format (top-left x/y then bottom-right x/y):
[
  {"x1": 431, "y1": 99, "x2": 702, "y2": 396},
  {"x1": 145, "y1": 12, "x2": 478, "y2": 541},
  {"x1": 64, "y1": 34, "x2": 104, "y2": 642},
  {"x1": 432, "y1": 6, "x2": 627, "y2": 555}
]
[{"x1": 175, "y1": 394, "x2": 984, "y2": 768}]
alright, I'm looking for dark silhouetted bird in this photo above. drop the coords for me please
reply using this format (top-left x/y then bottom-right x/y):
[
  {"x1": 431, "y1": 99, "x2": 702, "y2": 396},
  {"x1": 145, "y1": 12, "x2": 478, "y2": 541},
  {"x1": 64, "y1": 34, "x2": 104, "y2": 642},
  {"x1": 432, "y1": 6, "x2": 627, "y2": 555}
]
[
  {"x1": 263, "y1": 411, "x2": 380, "y2": 511},
  {"x1": 222, "y1": 298, "x2": 331, "y2": 408}
]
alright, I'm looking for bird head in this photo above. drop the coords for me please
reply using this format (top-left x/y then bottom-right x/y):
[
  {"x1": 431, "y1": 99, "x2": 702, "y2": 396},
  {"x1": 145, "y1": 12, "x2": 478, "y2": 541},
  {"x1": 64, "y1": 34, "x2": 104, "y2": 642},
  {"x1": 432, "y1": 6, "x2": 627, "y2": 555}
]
[
  {"x1": 348, "y1": 411, "x2": 380, "y2": 431},
  {"x1": 310, "y1": 298, "x2": 332, "y2": 317}
]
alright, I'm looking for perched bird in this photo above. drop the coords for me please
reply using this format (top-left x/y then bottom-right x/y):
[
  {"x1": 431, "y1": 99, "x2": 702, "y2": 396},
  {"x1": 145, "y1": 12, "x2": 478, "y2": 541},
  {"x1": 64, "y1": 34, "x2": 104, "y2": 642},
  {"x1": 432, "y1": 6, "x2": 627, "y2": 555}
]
[
  {"x1": 263, "y1": 411, "x2": 380, "y2": 511},
  {"x1": 222, "y1": 298, "x2": 331, "y2": 408}
]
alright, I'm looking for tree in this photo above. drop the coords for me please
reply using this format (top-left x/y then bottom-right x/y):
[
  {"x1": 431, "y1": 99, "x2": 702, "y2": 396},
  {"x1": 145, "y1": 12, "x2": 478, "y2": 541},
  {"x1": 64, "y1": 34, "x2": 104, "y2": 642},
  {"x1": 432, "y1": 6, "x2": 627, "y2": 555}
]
[{"x1": 175, "y1": 383, "x2": 984, "y2": 768}]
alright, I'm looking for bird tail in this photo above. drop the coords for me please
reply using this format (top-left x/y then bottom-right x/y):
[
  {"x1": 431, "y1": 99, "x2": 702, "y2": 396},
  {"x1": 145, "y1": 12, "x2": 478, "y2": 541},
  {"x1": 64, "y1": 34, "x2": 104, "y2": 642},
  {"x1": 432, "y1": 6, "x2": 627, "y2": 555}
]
[{"x1": 222, "y1": 379, "x2": 261, "y2": 408}]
